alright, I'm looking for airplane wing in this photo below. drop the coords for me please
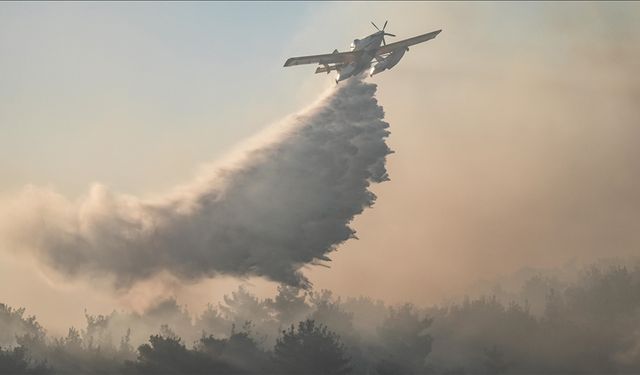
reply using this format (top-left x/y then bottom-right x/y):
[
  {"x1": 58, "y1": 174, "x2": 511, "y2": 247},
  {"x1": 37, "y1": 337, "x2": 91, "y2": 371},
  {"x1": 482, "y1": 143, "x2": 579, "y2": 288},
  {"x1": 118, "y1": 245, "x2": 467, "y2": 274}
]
[
  {"x1": 283, "y1": 51, "x2": 357, "y2": 67},
  {"x1": 375, "y1": 29, "x2": 442, "y2": 55}
]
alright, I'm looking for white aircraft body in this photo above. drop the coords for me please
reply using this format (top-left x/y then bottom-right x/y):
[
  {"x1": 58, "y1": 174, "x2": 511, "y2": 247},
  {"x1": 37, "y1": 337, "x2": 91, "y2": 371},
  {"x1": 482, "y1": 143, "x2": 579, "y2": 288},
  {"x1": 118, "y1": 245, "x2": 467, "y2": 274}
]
[{"x1": 284, "y1": 21, "x2": 442, "y2": 83}]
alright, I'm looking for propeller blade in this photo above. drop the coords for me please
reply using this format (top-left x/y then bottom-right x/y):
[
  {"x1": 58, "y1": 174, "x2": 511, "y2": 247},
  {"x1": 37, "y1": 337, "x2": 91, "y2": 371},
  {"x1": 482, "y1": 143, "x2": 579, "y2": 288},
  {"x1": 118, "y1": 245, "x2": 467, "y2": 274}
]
[
  {"x1": 382, "y1": 37, "x2": 386, "y2": 46},
  {"x1": 384, "y1": 33, "x2": 396, "y2": 37},
  {"x1": 371, "y1": 21, "x2": 380, "y2": 31},
  {"x1": 383, "y1": 20, "x2": 388, "y2": 30}
]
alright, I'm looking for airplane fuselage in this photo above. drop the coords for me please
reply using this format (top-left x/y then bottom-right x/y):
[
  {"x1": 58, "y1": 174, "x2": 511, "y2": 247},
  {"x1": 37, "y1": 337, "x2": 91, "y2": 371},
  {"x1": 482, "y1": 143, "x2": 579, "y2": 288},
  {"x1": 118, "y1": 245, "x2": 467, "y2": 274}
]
[{"x1": 336, "y1": 31, "x2": 385, "y2": 82}]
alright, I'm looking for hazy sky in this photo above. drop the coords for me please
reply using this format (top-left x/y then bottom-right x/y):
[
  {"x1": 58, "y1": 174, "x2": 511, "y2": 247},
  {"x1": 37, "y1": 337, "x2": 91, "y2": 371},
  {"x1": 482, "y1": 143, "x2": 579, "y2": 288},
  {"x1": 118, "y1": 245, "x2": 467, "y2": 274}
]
[{"x1": 1, "y1": 2, "x2": 640, "y2": 335}]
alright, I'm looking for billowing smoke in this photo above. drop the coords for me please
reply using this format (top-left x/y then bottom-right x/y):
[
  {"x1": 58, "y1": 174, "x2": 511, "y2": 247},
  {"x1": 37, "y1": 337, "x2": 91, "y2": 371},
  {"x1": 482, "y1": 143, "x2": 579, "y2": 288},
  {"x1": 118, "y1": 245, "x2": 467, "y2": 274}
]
[{"x1": 1, "y1": 78, "x2": 392, "y2": 289}]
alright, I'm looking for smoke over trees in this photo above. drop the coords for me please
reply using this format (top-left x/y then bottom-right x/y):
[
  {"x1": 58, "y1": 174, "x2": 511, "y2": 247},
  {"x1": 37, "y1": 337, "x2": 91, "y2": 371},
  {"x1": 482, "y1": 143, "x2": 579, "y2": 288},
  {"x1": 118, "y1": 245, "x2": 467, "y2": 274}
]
[{"x1": 1, "y1": 260, "x2": 640, "y2": 374}]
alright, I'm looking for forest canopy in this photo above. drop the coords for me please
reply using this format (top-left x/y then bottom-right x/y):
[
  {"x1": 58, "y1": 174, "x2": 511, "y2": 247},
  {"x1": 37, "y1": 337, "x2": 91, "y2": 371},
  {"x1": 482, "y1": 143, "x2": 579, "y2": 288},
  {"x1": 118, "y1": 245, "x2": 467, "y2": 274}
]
[{"x1": 2, "y1": 260, "x2": 640, "y2": 374}]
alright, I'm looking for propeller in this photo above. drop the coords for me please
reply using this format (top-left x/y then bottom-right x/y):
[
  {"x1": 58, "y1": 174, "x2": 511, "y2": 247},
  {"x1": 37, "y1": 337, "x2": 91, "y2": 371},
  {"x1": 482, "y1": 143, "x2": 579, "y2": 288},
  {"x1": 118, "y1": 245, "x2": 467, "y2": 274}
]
[{"x1": 371, "y1": 20, "x2": 396, "y2": 45}]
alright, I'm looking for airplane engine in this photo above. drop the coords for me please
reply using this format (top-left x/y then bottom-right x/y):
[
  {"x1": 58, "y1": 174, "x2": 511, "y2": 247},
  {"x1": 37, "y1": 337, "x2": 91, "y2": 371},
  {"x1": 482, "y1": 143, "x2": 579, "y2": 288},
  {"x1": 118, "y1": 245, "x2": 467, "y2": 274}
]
[{"x1": 369, "y1": 47, "x2": 408, "y2": 76}]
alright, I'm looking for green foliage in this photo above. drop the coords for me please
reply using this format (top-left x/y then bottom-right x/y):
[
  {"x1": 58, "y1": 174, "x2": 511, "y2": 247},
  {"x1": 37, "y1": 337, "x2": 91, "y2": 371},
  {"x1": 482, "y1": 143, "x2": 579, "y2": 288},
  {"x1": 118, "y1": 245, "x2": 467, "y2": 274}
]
[
  {"x1": 266, "y1": 285, "x2": 310, "y2": 325},
  {"x1": 0, "y1": 304, "x2": 45, "y2": 348},
  {"x1": 376, "y1": 303, "x2": 432, "y2": 374},
  {"x1": 126, "y1": 324, "x2": 270, "y2": 374},
  {"x1": 273, "y1": 319, "x2": 351, "y2": 374},
  {"x1": 0, "y1": 346, "x2": 50, "y2": 375}
]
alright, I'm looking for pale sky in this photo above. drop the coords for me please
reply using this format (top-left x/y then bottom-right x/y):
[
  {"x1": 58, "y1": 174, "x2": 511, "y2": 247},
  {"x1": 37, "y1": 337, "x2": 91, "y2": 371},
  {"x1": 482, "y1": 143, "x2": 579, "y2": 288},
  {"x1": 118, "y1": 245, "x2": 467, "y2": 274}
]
[{"x1": 1, "y1": 2, "x2": 640, "y2": 335}]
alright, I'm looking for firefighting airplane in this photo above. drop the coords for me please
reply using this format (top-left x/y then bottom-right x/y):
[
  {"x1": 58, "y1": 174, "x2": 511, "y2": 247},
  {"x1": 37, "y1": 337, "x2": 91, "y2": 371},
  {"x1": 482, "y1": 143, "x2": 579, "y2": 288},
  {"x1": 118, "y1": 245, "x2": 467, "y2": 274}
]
[{"x1": 283, "y1": 21, "x2": 442, "y2": 83}]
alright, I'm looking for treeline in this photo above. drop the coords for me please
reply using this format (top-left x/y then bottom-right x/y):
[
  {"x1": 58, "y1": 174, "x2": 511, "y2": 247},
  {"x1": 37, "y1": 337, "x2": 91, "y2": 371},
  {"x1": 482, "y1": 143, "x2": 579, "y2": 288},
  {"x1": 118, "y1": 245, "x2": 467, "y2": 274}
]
[{"x1": 2, "y1": 262, "x2": 640, "y2": 374}]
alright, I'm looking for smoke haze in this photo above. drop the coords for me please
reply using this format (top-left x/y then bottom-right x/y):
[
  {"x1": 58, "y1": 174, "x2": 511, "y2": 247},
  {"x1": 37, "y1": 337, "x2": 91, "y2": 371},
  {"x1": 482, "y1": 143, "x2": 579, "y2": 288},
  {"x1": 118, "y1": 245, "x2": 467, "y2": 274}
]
[
  {"x1": 0, "y1": 78, "x2": 391, "y2": 289},
  {"x1": 1, "y1": 1, "x2": 640, "y2": 353}
]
